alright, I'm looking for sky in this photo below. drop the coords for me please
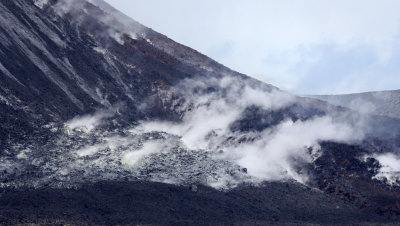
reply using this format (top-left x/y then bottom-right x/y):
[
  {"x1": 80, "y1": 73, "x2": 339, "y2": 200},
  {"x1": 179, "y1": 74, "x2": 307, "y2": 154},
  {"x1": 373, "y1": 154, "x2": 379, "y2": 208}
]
[{"x1": 104, "y1": 0, "x2": 400, "y2": 95}]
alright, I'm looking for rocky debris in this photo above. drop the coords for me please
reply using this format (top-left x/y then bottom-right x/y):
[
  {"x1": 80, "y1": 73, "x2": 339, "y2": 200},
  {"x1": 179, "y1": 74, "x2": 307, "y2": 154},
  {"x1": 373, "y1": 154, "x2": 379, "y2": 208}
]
[
  {"x1": 189, "y1": 184, "x2": 198, "y2": 192},
  {"x1": 312, "y1": 142, "x2": 400, "y2": 218}
]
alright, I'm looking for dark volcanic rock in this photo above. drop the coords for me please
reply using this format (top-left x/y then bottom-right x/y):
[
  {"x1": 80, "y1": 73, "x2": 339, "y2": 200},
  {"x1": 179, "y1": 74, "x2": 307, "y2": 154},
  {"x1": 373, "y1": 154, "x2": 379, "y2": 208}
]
[
  {"x1": 0, "y1": 181, "x2": 389, "y2": 225},
  {"x1": 313, "y1": 142, "x2": 400, "y2": 219}
]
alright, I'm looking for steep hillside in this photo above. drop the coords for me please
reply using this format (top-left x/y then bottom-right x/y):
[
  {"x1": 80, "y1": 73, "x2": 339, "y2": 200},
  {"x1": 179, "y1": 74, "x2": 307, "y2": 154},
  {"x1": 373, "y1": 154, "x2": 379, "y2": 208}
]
[
  {"x1": 1, "y1": 0, "x2": 400, "y2": 224},
  {"x1": 310, "y1": 90, "x2": 400, "y2": 119}
]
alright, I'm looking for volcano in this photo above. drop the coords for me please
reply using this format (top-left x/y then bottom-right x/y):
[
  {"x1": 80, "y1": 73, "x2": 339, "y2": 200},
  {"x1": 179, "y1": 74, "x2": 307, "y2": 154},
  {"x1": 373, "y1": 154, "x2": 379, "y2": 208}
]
[{"x1": 1, "y1": 0, "x2": 400, "y2": 225}]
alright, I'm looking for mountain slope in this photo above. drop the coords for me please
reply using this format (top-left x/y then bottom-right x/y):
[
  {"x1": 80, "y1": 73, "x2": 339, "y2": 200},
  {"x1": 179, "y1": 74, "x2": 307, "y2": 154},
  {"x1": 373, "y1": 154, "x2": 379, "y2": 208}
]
[
  {"x1": 1, "y1": 0, "x2": 400, "y2": 224},
  {"x1": 310, "y1": 89, "x2": 400, "y2": 119}
]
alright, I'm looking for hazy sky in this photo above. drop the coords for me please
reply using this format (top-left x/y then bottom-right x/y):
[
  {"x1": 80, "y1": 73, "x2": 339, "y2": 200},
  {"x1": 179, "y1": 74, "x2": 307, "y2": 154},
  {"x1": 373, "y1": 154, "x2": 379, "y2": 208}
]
[{"x1": 104, "y1": 0, "x2": 400, "y2": 94}]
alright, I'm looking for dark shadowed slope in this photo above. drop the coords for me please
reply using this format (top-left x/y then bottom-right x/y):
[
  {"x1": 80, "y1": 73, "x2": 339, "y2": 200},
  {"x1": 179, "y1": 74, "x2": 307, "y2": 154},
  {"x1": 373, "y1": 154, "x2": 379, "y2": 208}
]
[{"x1": 0, "y1": 181, "x2": 388, "y2": 225}]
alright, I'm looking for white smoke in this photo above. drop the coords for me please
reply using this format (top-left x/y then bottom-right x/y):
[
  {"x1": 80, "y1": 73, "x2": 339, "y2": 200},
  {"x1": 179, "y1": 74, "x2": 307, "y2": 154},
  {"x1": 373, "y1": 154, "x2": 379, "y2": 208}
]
[
  {"x1": 53, "y1": 0, "x2": 86, "y2": 16},
  {"x1": 53, "y1": 0, "x2": 142, "y2": 44},
  {"x1": 0, "y1": 77, "x2": 367, "y2": 189},
  {"x1": 33, "y1": 0, "x2": 49, "y2": 9},
  {"x1": 135, "y1": 76, "x2": 364, "y2": 185},
  {"x1": 369, "y1": 153, "x2": 400, "y2": 185},
  {"x1": 226, "y1": 117, "x2": 362, "y2": 183},
  {"x1": 76, "y1": 144, "x2": 105, "y2": 157},
  {"x1": 65, "y1": 109, "x2": 114, "y2": 132},
  {"x1": 348, "y1": 98, "x2": 376, "y2": 115},
  {"x1": 138, "y1": 76, "x2": 295, "y2": 149},
  {"x1": 122, "y1": 140, "x2": 169, "y2": 167}
]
